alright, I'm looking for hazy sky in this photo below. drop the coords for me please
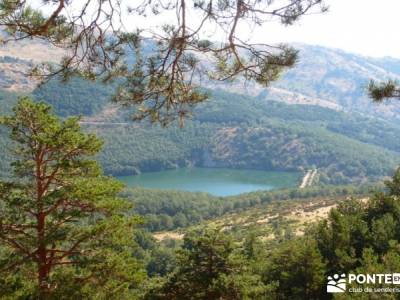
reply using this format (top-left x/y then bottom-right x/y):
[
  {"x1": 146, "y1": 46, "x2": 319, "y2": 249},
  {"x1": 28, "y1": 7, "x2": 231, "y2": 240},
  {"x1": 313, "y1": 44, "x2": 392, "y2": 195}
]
[
  {"x1": 121, "y1": 0, "x2": 400, "y2": 58},
  {"x1": 36, "y1": 0, "x2": 400, "y2": 58},
  {"x1": 248, "y1": 0, "x2": 400, "y2": 58}
]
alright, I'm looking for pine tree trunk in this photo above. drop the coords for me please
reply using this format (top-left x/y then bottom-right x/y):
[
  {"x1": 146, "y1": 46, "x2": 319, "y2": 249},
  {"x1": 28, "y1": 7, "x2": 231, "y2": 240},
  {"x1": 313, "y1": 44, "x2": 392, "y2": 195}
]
[
  {"x1": 38, "y1": 212, "x2": 49, "y2": 297},
  {"x1": 36, "y1": 148, "x2": 49, "y2": 297}
]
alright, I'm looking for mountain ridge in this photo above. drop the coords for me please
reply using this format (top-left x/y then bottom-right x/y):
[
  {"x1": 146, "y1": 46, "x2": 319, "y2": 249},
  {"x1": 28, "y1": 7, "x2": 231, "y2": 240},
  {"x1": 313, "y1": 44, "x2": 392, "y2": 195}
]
[
  {"x1": 1, "y1": 43, "x2": 400, "y2": 184},
  {"x1": 1, "y1": 41, "x2": 400, "y2": 119}
]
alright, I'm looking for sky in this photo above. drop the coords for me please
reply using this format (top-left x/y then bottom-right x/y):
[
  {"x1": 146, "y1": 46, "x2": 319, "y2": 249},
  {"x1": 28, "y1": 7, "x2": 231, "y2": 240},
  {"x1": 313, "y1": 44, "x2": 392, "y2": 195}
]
[
  {"x1": 247, "y1": 0, "x2": 400, "y2": 58},
  {"x1": 119, "y1": 0, "x2": 400, "y2": 58},
  {"x1": 35, "y1": 0, "x2": 400, "y2": 58}
]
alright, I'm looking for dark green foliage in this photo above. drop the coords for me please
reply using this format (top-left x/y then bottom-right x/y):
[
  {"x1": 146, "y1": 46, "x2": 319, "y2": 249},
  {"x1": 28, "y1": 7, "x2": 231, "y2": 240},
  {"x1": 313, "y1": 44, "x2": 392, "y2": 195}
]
[
  {"x1": 263, "y1": 238, "x2": 326, "y2": 299},
  {"x1": 327, "y1": 116, "x2": 400, "y2": 153},
  {"x1": 0, "y1": 89, "x2": 19, "y2": 178},
  {"x1": 95, "y1": 122, "x2": 214, "y2": 175},
  {"x1": 314, "y1": 173, "x2": 400, "y2": 275},
  {"x1": 87, "y1": 89, "x2": 400, "y2": 184},
  {"x1": 146, "y1": 228, "x2": 267, "y2": 299},
  {"x1": 146, "y1": 247, "x2": 177, "y2": 277},
  {"x1": 368, "y1": 80, "x2": 400, "y2": 102},
  {"x1": 1, "y1": 79, "x2": 400, "y2": 184},
  {"x1": 124, "y1": 184, "x2": 374, "y2": 232},
  {"x1": 0, "y1": 98, "x2": 145, "y2": 299},
  {"x1": 143, "y1": 168, "x2": 400, "y2": 299},
  {"x1": 0, "y1": 95, "x2": 399, "y2": 298},
  {"x1": 32, "y1": 77, "x2": 117, "y2": 117},
  {"x1": 130, "y1": 229, "x2": 178, "y2": 278}
]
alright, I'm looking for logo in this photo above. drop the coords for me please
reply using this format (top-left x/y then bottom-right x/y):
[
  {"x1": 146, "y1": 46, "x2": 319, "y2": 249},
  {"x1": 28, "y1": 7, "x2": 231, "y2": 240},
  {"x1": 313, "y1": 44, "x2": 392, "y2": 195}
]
[
  {"x1": 327, "y1": 274, "x2": 346, "y2": 293},
  {"x1": 327, "y1": 273, "x2": 400, "y2": 294}
]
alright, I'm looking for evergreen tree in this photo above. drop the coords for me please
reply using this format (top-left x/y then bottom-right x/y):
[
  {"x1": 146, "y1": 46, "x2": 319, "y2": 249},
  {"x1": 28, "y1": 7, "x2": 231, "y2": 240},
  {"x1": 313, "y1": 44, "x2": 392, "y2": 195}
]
[
  {"x1": 263, "y1": 238, "x2": 326, "y2": 300},
  {"x1": 0, "y1": 98, "x2": 145, "y2": 299},
  {"x1": 314, "y1": 198, "x2": 368, "y2": 274},
  {"x1": 147, "y1": 227, "x2": 267, "y2": 299},
  {"x1": 368, "y1": 79, "x2": 400, "y2": 103},
  {"x1": 314, "y1": 170, "x2": 400, "y2": 276}
]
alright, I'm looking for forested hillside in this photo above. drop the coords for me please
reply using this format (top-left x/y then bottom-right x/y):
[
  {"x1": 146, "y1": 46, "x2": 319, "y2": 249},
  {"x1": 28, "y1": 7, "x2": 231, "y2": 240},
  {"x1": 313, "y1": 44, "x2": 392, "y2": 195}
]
[
  {"x1": 2, "y1": 97, "x2": 398, "y2": 299},
  {"x1": 123, "y1": 184, "x2": 376, "y2": 232},
  {"x1": 2, "y1": 44, "x2": 400, "y2": 184},
  {"x1": 0, "y1": 89, "x2": 19, "y2": 178},
  {"x1": 3, "y1": 41, "x2": 400, "y2": 118},
  {"x1": 1, "y1": 80, "x2": 400, "y2": 184},
  {"x1": 223, "y1": 44, "x2": 400, "y2": 121}
]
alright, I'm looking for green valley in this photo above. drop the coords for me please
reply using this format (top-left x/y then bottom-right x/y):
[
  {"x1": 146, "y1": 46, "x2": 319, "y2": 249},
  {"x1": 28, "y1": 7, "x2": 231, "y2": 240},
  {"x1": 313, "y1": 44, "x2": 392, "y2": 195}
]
[
  {"x1": 1, "y1": 79, "x2": 400, "y2": 185},
  {"x1": 4, "y1": 2, "x2": 400, "y2": 298}
]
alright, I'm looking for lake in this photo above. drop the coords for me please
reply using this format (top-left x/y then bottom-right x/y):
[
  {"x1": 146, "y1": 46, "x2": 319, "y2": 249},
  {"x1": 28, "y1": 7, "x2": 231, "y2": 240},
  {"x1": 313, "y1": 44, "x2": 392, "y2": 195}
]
[{"x1": 117, "y1": 168, "x2": 301, "y2": 196}]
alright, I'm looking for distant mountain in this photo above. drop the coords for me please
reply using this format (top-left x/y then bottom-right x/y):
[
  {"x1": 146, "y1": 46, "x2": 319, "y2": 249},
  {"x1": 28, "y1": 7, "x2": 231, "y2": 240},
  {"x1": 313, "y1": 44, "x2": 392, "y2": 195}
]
[
  {"x1": 1, "y1": 42, "x2": 400, "y2": 185},
  {"x1": 2, "y1": 84, "x2": 400, "y2": 185},
  {"x1": 2, "y1": 40, "x2": 400, "y2": 119},
  {"x1": 0, "y1": 38, "x2": 63, "y2": 91},
  {"x1": 274, "y1": 44, "x2": 400, "y2": 119},
  {"x1": 203, "y1": 44, "x2": 400, "y2": 120}
]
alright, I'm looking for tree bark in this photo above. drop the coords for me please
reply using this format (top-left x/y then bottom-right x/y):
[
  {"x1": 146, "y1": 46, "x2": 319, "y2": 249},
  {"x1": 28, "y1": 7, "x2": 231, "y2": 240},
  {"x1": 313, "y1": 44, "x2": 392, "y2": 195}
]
[{"x1": 36, "y1": 147, "x2": 49, "y2": 297}]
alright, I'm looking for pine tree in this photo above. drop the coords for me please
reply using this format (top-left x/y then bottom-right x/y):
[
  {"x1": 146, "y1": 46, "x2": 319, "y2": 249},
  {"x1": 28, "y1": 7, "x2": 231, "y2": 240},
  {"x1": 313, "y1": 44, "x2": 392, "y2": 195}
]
[
  {"x1": 263, "y1": 238, "x2": 326, "y2": 300},
  {"x1": 0, "y1": 98, "x2": 145, "y2": 299},
  {"x1": 147, "y1": 227, "x2": 266, "y2": 299}
]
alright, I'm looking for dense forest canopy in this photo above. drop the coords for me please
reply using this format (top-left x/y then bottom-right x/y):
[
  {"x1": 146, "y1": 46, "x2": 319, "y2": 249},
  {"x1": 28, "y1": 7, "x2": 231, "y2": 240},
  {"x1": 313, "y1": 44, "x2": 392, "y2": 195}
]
[{"x1": 123, "y1": 184, "x2": 376, "y2": 232}]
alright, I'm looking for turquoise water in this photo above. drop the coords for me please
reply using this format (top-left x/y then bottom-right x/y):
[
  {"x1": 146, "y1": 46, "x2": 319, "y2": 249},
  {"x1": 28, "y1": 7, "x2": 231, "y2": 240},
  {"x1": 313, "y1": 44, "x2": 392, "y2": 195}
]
[{"x1": 117, "y1": 168, "x2": 301, "y2": 196}]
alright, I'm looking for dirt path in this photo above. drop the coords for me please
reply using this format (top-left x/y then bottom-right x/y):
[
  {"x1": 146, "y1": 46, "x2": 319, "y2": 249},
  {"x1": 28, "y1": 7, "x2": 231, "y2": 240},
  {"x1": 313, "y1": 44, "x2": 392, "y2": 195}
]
[
  {"x1": 78, "y1": 121, "x2": 130, "y2": 126},
  {"x1": 153, "y1": 232, "x2": 184, "y2": 241},
  {"x1": 300, "y1": 169, "x2": 317, "y2": 188}
]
